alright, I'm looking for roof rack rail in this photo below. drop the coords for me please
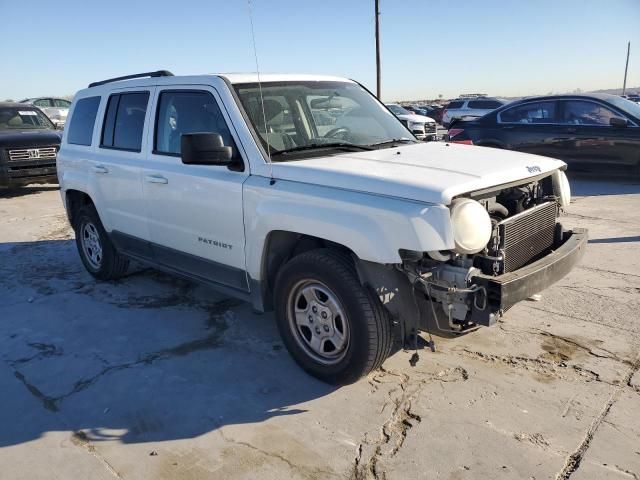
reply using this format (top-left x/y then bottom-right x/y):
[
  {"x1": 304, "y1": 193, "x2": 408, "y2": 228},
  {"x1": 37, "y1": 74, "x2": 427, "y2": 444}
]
[{"x1": 88, "y1": 70, "x2": 174, "y2": 88}]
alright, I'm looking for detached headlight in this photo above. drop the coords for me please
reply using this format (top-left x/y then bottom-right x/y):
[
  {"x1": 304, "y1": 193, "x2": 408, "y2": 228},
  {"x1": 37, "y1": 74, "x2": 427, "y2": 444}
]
[
  {"x1": 450, "y1": 198, "x2": 492, "y2": 254},
  {"x1": 553, "y1": 170, "x2": 571, "y2": 208}
]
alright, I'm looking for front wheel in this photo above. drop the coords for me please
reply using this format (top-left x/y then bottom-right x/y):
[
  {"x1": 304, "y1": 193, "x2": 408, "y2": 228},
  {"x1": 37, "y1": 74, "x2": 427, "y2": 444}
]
[{"x1": 274, "y1": 249, "x2": 393, "y2": 384}]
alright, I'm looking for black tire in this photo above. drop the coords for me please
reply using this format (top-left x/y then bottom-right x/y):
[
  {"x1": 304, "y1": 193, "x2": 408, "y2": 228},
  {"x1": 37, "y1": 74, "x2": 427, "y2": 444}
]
[
  {"x1": 274, "y1": 248, "x2": 393, "y2": 384},
  {"x1": 73, "y1": 204, "x2": 129, "y2": 280}
]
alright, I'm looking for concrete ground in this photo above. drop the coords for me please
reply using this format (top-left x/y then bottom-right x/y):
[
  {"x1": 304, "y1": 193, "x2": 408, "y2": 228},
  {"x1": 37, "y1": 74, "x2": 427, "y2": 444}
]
[{"x1": 0, "y1": 175, "x2": 638, "y2": 480}]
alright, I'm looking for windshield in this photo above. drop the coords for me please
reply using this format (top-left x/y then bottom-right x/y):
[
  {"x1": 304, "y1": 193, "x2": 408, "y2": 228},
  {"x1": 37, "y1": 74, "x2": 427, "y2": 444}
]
[
  {"x1": 0, "y1": 107, "x2": 54, "y2": 130},
  {"x1": 607, "y1": 95, "x2": 640, "y2": 121},
  {"x1": 233, "y1": 81, "x2": 415, "y2": 159},
  {"x1": 386, "y1": 104, "x2": 411, "y2": 115}
]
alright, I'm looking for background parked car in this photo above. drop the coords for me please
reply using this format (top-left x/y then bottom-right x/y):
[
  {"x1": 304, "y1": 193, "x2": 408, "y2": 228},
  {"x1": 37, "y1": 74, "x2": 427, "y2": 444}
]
[
  {"x1": 0, "y1": 102, "x2": 61, "y2": 187},
  {"x1": 442, "y1": 97, "x2": 506, "y2": 127},
  {"x1": 402, "y1": 105, "x2": 427, "y2": 116},
  {"x1": 622, "y1": 94, "x2": 640, "y2": 105},
  {"x1": 19, "y1": 97, "x2": 71, "y2": 128},
  {"x1": 423, "y1": 105, "x2": 445, "y2": 124},
  {"x1": 447, "y1": 93, "x2": 640, "y2": 175},
  {"x1": 385, "y1": 103, "x2": 437, "y2": 140}
]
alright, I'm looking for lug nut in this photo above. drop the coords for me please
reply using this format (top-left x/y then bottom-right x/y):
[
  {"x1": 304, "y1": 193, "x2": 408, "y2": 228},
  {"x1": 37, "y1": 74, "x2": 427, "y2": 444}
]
[
  {"x1": 315, "y1": 327, "x2": 321, "y2": 334},
  {"x1": 312, "y1": 306, "x2": 318, "y2": 313},
  {"x1": 308, "y1": 315, "x2": 313, "y2": 323},
  {"x1": 321, "y1": 311, "x2": 328, "y2": 319},
  {"x1": 323, "y1": 325, "x2": 330, "y2": 332}
]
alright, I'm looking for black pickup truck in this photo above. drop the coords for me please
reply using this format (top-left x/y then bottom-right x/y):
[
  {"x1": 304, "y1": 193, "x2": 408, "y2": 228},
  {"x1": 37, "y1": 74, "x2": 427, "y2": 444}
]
[{"x1": 0, "y1": 102, "x2": 62, "y2": 188}]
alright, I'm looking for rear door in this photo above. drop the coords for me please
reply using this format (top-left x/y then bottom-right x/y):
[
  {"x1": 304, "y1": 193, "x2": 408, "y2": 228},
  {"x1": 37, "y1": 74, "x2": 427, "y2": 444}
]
[
  {"x1": 495, "y1": 100, "x2": 564, "y2": 157},
  {"x1": 91, "y1": 88, "x2": 154, "y2": 254},
  {"x1": 556, "y1": 99, "x2": 639, "y2": 167},
  {"x1": 142, "y1": 84, "x2": 250, "y2": 292}
]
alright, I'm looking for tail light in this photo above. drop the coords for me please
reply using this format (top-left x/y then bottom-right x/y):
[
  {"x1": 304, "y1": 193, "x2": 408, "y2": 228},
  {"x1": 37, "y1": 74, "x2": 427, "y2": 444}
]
[{"x1": 448, "y1": 128, "x2": 473, "y2": 145}]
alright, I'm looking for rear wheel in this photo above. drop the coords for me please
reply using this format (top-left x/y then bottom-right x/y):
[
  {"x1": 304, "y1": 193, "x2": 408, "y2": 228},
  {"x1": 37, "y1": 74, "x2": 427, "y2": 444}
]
[
  {"x1": 74, "y1": 204, "x2": 129, "y2": 280},
  {"x1": 274, "y1": 249, "x2": 393, "y2": 384}
]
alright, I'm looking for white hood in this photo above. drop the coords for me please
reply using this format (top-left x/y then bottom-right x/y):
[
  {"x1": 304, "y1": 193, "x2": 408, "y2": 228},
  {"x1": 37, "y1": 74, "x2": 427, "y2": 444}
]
[
  {"x1": 396, "y1": 113, "x2": 435, "y2": 124},
  {"x1": 270, "y1": 142, "x2": 565, "y2": 205}
]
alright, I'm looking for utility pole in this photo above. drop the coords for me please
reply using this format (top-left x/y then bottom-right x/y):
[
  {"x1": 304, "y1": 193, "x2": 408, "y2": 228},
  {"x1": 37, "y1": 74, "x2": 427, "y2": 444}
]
[
  {"x1": 622, "y1": 41, "x2": 630, "y2": 95},
  {"x1": 375, "y1": 0, "x2": 381, "y2": 99}
]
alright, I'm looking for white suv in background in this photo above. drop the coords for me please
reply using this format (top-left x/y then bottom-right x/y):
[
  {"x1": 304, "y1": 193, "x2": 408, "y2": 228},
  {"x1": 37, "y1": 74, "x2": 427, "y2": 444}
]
[
  {"x1": 442, "y1": 97, "x2": 506, "y2": 128},
  {"x1": 57, "y1": 71, "x2": 585, "y2": 384},
  {"x1": 385, "y1": 103, "x2": 437, "y2": 140}
]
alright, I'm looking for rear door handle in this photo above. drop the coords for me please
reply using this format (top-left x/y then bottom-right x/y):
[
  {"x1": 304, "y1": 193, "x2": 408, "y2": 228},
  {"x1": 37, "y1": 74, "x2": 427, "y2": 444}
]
[
  {"x1": 92, "y1": 165, "x2": 108, "y2": 174},
  {"x1": 565, "y1": 127, "x2": 577, "y2": 133},
  {"x1": 145, "y1": 175, "x2": 168, "y2": 185},
  {"x1": 501, "y1": 125, "x2": 515, "y2": 130}
]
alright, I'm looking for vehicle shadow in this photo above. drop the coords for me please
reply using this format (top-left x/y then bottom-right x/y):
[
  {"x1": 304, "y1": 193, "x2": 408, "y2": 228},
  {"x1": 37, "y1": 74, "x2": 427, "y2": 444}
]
[
  {"x1": 0, "y1": 238, "x2": 336, "y2": 448},
  {"x1": 0, "y1": 184, "x2": 59, "y2": 199},
  {"x1": 589, "y1": 236, "x2": 640, "y2": 244}
]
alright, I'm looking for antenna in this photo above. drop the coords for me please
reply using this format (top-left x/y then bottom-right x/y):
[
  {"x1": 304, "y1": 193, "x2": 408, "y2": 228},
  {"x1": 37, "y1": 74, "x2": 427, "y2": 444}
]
[{"x1": 246, "y1": 0, "x2": 275, "y2": 184}]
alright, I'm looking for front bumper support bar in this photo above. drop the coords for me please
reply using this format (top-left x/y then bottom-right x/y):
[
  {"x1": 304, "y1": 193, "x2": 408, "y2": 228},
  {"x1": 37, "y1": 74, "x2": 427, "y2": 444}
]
[{"x1": 469, "y1": 228, "x2": 588, "y2": 326}]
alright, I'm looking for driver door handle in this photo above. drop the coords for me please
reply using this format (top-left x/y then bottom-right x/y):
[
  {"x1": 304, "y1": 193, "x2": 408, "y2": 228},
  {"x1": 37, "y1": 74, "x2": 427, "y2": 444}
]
[
  {"x1": 145, "y1": 175, "x2": 168, "y2": 185},
  {"x1": 92, "y1": 165, "x2": 108, "y2": 174}
]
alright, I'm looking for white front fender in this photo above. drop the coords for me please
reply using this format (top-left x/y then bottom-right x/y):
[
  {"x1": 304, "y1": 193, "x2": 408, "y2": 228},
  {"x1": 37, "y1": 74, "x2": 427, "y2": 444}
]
[{"x1": 243, "y1": 176, "x2": 454, "y2": 280}]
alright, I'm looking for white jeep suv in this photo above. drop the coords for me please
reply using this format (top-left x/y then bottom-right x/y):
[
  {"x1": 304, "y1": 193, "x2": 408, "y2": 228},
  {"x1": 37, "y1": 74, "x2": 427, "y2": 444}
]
[{"x1": 58, "y1": 71, "x2": 586, "y2": 384}]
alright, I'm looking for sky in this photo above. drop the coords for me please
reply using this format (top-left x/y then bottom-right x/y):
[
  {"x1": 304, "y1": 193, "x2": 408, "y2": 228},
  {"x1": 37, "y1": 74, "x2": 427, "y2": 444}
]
[{"x1": 1, "y1": 0, "x2": 639, "y2": 102}]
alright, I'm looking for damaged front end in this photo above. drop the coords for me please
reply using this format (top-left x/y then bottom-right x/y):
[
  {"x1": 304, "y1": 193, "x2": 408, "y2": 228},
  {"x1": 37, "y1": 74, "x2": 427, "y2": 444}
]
[{"x1": 358, "y1": 170, "x2": 587, "y2": 338}]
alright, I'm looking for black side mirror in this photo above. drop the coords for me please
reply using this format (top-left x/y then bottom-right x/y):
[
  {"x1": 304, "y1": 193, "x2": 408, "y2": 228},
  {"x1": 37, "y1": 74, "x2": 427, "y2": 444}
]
[
  {"x1": 181, "y1": 133, "x2": 233, "y2": 165},
  {"x1": 609, "y1": 117, "x2": 628, "y2": 128}
]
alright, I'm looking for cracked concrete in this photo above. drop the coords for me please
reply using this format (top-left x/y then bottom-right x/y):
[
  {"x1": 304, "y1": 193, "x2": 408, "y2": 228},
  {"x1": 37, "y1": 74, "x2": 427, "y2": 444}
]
[{"x1": 1, "y1": 175, "x2": 639, "y2": 480}]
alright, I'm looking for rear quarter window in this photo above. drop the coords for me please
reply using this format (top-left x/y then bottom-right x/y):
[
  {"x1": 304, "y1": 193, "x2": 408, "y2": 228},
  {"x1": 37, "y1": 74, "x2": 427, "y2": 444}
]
[
  {"x1": 447, "y1": 101, "x2": 464, "y2": 109},
  {"x1": 67, "y1": 96, "x2": 101, "y2": 146},
  {"x1": 468, "y1": 100, "x2": 503, "y2": 109}
]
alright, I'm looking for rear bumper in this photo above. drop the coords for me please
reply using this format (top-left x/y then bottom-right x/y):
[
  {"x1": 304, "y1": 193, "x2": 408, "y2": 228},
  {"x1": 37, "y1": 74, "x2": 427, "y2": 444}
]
[{"x1": 469, "y1": 227, "x2": 588, "y2": 326}]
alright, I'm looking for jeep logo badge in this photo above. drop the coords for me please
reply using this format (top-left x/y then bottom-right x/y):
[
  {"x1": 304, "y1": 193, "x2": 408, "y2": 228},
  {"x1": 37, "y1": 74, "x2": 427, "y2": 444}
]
[
  {"x1": 526, "y1": 165, "x2": 541, "y2": 173},
  {"x1": 27, "y1": 149, "x2": 40, "y2": 159}
]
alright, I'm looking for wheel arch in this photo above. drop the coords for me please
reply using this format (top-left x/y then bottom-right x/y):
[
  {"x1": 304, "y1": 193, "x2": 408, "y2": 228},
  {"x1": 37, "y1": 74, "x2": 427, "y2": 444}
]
[
  {"x1": 65, "y1": 189, "x2": 95, "y2": 226},
  {"x1": 256, "y1": 230, "x2": 357, "y2": 312}
]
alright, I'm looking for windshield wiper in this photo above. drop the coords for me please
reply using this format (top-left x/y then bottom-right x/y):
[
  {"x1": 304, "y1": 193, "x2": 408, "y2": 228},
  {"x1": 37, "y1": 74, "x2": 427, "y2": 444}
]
[
  {"x1": 368, "y1": 138, "x2": 416, "y2": 147},
  {"x1": 271, "y1": 142, "x2": 374, "y2": 156}
]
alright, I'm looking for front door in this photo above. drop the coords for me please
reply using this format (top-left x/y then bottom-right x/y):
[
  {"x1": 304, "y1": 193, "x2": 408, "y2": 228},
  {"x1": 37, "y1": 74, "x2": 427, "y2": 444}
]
[
  {"x1": 142, "y1": 85, "x2": 250, "y2": 292},
  {"x1": 557, "y1": 99, "x2": 639, "y2": 168}
]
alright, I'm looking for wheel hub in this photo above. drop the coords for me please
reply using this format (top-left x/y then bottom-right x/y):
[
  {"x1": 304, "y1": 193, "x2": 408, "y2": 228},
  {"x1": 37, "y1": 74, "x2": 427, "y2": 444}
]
[
  {"x1": 288, "y1": 280, "x2": 350, "y2": 365},
  {"x1": 81, "y1": 222, "x2": 103, "y2": 269}
]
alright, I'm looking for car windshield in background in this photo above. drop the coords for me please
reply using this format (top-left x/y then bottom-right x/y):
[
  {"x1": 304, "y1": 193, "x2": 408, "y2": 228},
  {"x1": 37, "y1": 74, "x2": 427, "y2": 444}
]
[
  {"x1": 233, "y1": 81, "x2": 415, "y2": 159},
  {"x1": 0, "y1": 107, "x2": 54, "y2": 130},
  {"x1": 608, "y1": 95, "x2": 640, "y2": 120},
  {"x1": 386, "y1": 104, "x2": 411, "y2": 116}
]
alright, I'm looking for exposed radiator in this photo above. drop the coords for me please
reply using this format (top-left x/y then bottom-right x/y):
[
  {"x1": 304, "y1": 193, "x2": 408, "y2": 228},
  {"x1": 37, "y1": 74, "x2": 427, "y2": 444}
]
[{"x1": 498, "y1": 201, "x2": 558, "y2": 273}]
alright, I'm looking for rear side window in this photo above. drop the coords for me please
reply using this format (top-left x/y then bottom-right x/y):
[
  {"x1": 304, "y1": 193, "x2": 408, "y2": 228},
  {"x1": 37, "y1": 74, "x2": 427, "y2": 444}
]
[
  {"x1": 447, "y1": 101, "x2": 464, "y2": 109},
  {"x1": 34, "y1": 99, "x2": 52, "y2": 107},
  {"x1": 53, "y1": 99, "x2": 71, "y2": 108},
  {"x1": 101, "y1": 92, "x2": 149, "y2": 151},
  {"x1": 154, "y1": 90, "x2": 236, "y2": 157},
  {"x1": 468, "y1": 100, "x2": 503, "y2": 109},
  {"x1": 499, "y1": 101, "x2": 556, "y2": 124},
  {"x1": 67, "y1": 96, "x2": 101, "y2": 146}
]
